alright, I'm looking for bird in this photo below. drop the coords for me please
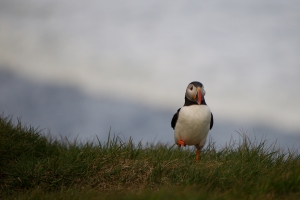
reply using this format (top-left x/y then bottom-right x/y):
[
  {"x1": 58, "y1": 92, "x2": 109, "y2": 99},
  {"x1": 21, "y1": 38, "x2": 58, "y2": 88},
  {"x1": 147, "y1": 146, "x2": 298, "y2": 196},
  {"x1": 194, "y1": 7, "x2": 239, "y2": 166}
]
[{"x1": 171, "y1": 81, "x2": 214, "y2": 160}]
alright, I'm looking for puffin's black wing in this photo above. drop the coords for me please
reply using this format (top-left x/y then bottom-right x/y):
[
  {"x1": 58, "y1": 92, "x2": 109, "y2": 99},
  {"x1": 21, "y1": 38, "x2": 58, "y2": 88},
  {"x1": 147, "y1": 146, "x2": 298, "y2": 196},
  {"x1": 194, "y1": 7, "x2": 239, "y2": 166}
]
[
  {"x1": 171, "y1": 108, "x2": 181, "y2": 129},
  {"x1": 210, "y1": 112, "x2": 214, "y2": 130}
]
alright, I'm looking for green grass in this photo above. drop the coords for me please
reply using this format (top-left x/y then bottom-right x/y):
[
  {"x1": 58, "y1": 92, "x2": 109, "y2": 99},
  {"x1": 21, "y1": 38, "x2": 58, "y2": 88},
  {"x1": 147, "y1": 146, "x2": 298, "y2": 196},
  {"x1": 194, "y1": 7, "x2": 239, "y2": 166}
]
[{"x1": 0, "y1": 115, "x2": 299, "y2": 199}]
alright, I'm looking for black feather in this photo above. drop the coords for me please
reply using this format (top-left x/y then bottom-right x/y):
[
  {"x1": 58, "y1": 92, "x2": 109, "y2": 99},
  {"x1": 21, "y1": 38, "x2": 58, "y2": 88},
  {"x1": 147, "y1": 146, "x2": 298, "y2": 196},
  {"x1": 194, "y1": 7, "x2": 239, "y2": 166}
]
[
  {"x1": 210, "y1": 112, "x2": 214, "y2": 130},
  {"x1": 171, "y1": 108, "x2": 181, "y2": 129}
]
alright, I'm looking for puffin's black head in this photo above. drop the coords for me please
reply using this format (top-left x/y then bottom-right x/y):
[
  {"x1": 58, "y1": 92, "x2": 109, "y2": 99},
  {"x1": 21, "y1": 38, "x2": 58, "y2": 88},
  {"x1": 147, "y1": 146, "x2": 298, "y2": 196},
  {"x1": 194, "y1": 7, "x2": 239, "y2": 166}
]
[{"x1": 185, "y1": 81, "x2": 206, "y2": 105}]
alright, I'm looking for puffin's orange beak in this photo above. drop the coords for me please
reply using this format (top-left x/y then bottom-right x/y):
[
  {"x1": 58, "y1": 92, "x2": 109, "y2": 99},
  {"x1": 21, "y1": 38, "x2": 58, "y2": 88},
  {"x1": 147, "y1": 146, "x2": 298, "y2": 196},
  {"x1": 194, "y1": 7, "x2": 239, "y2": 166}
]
[{"x1": 197, "y1": 88, "x2": 202, "y2": 104}]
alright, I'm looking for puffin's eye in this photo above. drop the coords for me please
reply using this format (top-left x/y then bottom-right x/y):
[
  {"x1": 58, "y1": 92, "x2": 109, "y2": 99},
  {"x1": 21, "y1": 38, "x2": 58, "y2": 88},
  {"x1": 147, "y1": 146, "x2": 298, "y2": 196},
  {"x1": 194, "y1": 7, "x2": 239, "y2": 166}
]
[{"x1": 190, "y1": 86, "x2": 193, "y2": 90}]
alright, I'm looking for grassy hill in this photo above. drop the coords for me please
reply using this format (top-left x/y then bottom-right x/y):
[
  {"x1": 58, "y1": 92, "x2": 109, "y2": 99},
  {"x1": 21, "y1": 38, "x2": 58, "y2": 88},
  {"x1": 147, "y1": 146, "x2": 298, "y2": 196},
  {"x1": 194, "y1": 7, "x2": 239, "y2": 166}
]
[{"x1": 0, "y1": 116, "x2": 299, "y2": 199}]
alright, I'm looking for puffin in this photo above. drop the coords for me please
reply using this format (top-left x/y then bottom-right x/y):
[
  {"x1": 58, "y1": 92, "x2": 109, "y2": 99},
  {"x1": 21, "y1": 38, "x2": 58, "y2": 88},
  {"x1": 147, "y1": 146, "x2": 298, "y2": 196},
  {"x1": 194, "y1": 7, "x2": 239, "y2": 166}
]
[{"x1": 171, "y1": 81, "x2": 214, "y2": 160}]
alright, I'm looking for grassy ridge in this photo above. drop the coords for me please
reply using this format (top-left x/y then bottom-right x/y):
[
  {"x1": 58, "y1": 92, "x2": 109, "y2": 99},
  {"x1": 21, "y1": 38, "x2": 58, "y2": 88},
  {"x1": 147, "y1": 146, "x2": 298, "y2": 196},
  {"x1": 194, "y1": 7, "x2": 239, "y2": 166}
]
[{"x1": 0, "y1": 116, "x2": 300, "y2": 199}]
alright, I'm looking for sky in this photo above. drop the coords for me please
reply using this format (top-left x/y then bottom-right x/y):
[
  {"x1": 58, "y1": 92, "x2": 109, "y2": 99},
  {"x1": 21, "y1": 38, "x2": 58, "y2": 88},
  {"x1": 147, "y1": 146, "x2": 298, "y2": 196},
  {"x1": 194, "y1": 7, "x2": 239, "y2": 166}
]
[{"x1": 0, "y1": 0, "x2": 300, "y2": 145}]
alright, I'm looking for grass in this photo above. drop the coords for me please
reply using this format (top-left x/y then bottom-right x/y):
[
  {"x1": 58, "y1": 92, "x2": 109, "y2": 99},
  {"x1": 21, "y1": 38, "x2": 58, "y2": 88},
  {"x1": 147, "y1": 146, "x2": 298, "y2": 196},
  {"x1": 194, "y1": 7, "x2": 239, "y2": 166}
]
[{"x1": 0, "y1": 115, "x2": 299, "y2": 199}]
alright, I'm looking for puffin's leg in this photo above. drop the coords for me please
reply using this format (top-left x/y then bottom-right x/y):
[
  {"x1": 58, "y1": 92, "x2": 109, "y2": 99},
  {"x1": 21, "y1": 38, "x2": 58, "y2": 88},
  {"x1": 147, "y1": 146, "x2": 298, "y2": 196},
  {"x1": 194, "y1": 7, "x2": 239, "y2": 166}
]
[
  {"x1": 196, "y1": 149, "x2": 200, "y2": 160},
  {"x1": 177, "y1": 140, "x2": 186, "y2": 147},
  {"x1": 195, "y1": 144, "x2": 204, "y2": 161}
]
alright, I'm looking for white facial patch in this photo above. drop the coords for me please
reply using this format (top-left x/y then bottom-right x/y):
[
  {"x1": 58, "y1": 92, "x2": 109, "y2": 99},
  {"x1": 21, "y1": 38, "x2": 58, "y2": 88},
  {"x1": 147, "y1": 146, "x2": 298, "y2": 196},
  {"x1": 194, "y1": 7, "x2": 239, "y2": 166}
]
[
  {"x1": 185, "y1": 84, "x2": 197, "y2": 101},
  {"x1": 201, "y1": 87, "x2": 206, "y2": 96}
]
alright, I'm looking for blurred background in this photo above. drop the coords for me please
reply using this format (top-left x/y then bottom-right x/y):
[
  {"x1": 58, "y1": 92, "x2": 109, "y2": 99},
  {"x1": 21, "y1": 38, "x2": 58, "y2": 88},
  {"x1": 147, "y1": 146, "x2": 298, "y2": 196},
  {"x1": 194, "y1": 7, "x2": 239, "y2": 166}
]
[{"x1": 0, "y1": 0, "x2": 299, "y2": 150}]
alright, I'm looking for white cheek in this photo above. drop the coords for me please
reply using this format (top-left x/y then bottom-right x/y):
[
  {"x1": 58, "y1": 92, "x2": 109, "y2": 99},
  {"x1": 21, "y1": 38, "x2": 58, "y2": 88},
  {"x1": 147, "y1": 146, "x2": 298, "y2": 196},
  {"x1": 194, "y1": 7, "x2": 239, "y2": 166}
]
[
  {"x1": 202, "y1": 88, "x2": 206, "y2": 96},
  {"x1": 186, "y1": 88, "x2": 197, "y2": 99}
]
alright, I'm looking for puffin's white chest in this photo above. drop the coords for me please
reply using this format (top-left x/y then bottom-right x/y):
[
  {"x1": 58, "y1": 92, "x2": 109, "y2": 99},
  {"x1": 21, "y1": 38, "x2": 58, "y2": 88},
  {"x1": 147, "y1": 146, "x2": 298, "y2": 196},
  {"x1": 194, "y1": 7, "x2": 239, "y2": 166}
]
[{"x1": 174, "y1": 105, "x2": 211, "y2": 145}]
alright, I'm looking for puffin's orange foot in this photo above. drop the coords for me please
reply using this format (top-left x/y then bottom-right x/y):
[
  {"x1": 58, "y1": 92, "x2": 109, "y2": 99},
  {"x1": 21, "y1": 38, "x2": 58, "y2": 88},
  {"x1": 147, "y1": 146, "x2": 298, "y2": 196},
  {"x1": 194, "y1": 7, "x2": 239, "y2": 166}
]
[
  {"x1": 196, "y1": 149, "x2": 200, "y2": 161},
  {"x1": 177, "y1": 140, "x2": 186, "y2": 147}
]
